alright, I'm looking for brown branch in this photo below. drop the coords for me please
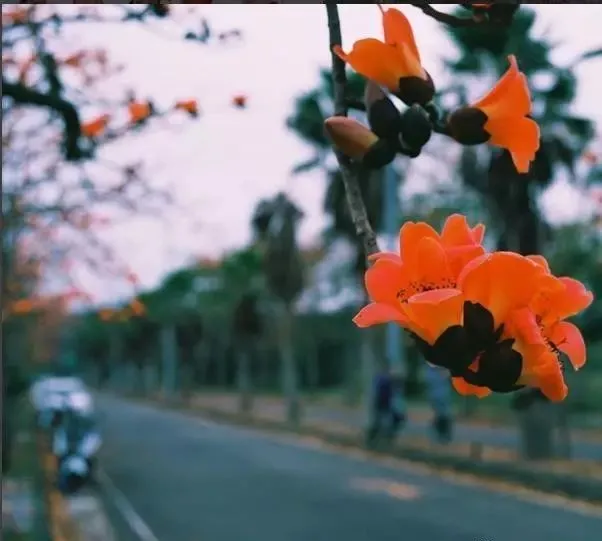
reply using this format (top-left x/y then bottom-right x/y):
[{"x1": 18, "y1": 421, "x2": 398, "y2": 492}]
[
  {"x1": 408, "y1": 2, "x2": 517, "y2": 28},
  {"x1": 325, "y1": 2, "x2": 379, "y2": 258},
  {"x1": 2, "y1": 78, "x2": 84, "y2": 160}
]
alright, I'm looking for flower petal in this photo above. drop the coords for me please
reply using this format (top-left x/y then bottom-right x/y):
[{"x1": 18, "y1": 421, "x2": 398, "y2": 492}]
[
  {"x1": 365, "y1": 258, "x2": 410, "y2": 306},
  {"x1": 398, "y1": 221, "x2": 440, "y2": 269},
  {"x1": 534, "y1": 276, "x2": 594, "y2": 326},
  {"x1": 471, "y1": 224, "x2": 486, "y2": 244},
  {"x1": 485, "y1": 116, "x2": 540, "y2": 174},
  {"x1": 414, "y1": 237, "x2": 454, "y2": 287},
  {"x1": 458, "y1": 252, "x2": 545, "y2": 327},
  {"x1": 333, "y1": 39, "x2": 417, "y2": 92},
  {"x1": 533, "y1": 360, "x2": 568, "y2": 402},
  {"x1": 526, "y1": 254, "x2": 550, "y2": 272},
  {"x1": 378, "y1": 5, "x2": 420, "y2": 62},
  {"x1": 473, "y1": 55, "x2": 530, "y2": 118},
  {"x1": 451, "y1": 377, "x2": 492, "y2": 398},
  {"x1": 547, "y1": 321, "x2": 586, "y2": 370},
  {"x1": 440, "y1": 214, "x2": 475, "y2": 246},
  {"x1": 353, "y1": 302, "x2": 409, "y2": 328},
  {"x1": 403, "y1": 288, "x2": 463, "y2": 344},
  {"x1": 445, "y1": 245, "x2": 486, "y2": 281}
]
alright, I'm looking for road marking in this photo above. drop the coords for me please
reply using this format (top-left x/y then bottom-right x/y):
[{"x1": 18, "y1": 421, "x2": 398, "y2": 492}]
[
  {"x1": 350, "y1": 477, "x2": 422, "y2": 500},
  {"x1": 97, "y1": 470, "x2": 160, "y2": 541}
]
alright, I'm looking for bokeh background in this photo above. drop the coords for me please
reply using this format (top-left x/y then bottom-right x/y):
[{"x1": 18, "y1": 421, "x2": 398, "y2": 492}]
[{"x1": 3, "y1": 4, "x2": 602, "y2": 541}]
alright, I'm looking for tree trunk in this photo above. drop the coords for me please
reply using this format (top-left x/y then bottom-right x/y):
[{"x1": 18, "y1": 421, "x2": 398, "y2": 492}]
[
  {"x1": 279, "y1": 304, "x2": 301, "y2": 427},
  {"x1": 512, "y1": 177, "x2": 560, "y2": 460},
  {"x1": 236, "y1": 339, "x2": 254, "y2": 416}
]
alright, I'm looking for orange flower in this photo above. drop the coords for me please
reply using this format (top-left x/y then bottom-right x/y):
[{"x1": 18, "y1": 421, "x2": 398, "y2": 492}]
[
  {"x1": 81, "y1": 114, "x2": 110, "y2": 138},
  {"x1": 128, "y1": 101, "x2": 152, "y2": 124},
  {"x1": 232, "y1": 94, "x2": 247, "y2": 108},
  {"x1": 369, "y1": 214, "x2": 486, "y2": 279},
  {"x1": 333, "y1": 5, "x2": 434, "y2": 106},
  {"x1": 500, "y1": 255, "x2": 593, "y2": 400},
  {"x1": 353, "y1": 219, "x2": 590, "y2": 402},
  {"x1": 62, "y1": 52, "x2": 88, "y2": 68},
  {"x1": 448, "y1": 55, "x2": 540, "y2": 174},
  {"x1": 353, "y1": 214, "x2": 487, "y2": 333},
  {"x1": 130, "y1": 298, "x2": 146, "y2": 316},
  {"x1": 174, "y1": 99, "x2": 199, "y2": 117}
]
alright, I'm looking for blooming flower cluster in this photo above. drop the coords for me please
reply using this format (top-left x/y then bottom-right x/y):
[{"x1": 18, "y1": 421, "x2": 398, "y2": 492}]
[
  {"x1": 353, "y1": 214, "x2": 593, "y2": 401},
  {"x1": 327, "y1": 5, "x2": 540, "y2": 174}
]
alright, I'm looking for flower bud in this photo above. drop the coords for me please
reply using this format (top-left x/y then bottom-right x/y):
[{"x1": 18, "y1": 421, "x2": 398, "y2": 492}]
[
  {"x1": 447, "y1": 107, "x2": 490, "y2": 146},
  {"x1": 364, "y1": 82, "x2": 402, "y2": 140},
  {"x1": 399, "y1": 104, "x2": 432, "y2": 154},
  {"x1": 396, "y1": 71, "x2": 435, "y2": 107},
  {"x1": 324, "y1": 116, "x2": 396, "y2": 169}
]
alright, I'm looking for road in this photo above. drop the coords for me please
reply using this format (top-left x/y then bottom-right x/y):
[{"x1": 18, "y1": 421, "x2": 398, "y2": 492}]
[{"x1": 96, "y1": 395, "x2": 602, "y2": 541}]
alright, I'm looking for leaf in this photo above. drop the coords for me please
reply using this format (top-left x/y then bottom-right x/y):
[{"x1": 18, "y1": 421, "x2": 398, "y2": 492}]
[{"x1": 292, "y1": 156, "x2": 322, "y2": 175}]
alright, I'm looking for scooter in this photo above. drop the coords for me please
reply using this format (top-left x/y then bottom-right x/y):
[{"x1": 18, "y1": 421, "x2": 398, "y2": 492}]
[{"x1": 52, "y1": 394, "x2": 102, "y2": 494}]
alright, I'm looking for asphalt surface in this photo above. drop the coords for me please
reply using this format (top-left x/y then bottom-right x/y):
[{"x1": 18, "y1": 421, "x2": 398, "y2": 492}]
[
  {"x1": 305, "y1": 404, "x2": 602, "y2": 460},
  {"x1": 96, "y1": 395, "x2": 602, "y2": 541}
]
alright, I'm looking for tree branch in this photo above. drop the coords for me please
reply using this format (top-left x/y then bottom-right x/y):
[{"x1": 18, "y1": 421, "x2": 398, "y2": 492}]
[
  {"x1": 2, "y1": 78, "x2": 84, "y2": 161},
  {"x1": 325, "y1": 2, "x2": 379, "y2": 258}
]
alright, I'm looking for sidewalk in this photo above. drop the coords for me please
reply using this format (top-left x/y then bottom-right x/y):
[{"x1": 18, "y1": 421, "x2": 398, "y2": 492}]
[{"x1": 188, "y1": 392, "x2": 602, "y2": 461}]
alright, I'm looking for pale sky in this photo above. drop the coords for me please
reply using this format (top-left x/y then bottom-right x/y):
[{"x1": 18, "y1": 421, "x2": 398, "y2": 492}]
[{"x1": 49, "y1": 4, "x2": 602, "y2": 302}]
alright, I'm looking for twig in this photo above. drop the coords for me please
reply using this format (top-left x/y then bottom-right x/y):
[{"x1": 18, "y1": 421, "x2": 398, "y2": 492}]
[
  {"x1": 408, "y1": 2, "x2": 514, "y2": 28},
  {"x1": 325, "y1": 2, "x2": 380, "y2": 258},
  {"x1": 2, "y1": 78, "x2": 83, "y2": 160}
]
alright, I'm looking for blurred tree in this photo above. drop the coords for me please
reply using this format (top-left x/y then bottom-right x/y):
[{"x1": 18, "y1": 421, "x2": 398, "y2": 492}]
[
  {"x1": 252, "y1": 193, "x2": 305, "y2": 426},
  {"x1": 2, "y1": 3, "x2": 237, "y2": 376},
  {"x1": 443, "y1": 6, "x2": 600, "y2": 459},
  {"x1": 223, "y1": 247, "x2": 264, "y2": 415}
]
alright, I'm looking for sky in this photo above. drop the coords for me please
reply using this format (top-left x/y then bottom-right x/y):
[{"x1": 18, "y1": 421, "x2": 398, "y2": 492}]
[{"x1": 46, "y1": 4, "x2": 602, "y2": 302}]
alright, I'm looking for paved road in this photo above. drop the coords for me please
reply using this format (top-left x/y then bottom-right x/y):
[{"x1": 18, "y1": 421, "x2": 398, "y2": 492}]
[{"x1": 96, "y1": 395, "x2": 602, "y2": 541}]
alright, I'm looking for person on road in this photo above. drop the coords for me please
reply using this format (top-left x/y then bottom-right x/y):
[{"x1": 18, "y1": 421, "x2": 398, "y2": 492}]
[{"x1": 366, "y1": 366, "x2": 405, "y2": 446}]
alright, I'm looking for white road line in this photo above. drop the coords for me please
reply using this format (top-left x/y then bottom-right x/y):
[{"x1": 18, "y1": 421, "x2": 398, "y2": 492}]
[{"x1": 97, "y1": 469, "x2": 161, "y2": 541}]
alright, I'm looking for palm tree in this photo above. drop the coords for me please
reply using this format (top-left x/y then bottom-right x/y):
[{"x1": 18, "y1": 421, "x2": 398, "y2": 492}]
[
  {"x1": 251, "y1": 193, "x2": 305, "y2": 426},
  {"x1": 443, "y1": 6, "x2": 599, "y2": 459}
]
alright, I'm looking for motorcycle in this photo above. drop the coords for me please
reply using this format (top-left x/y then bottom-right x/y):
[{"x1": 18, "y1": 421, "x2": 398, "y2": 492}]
[{"x1": 52, "y1": 392, "x2": 102, "y2": 494}]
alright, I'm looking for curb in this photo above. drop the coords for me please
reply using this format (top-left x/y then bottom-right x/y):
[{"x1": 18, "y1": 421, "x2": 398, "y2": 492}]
[{"x1": 152, "y1": 399, "x2": 602, "y2": 505}]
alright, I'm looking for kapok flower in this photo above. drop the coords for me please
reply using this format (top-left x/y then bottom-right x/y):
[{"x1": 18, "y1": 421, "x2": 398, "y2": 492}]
[
  {"x1": 324, "y1": 116, "x2": 396, "y2": 169},
  {"x1": 175, "y1": 99, "x2": 199, "y2": 117},
  {"x1": 447, "y1": 55, "x2": 540, "y2": 174},
  {"x1": 353, "y1": 213, "x2": 487, "y2": 339},
  {"x1": 370, "y1": 213, "x2": 486, "y2": 280},
  {"x1": 81, "y1": 114, "x2": 110, "y2": 138},
  {"x1": 355, "y1": 242, "x2": 566, "y2": 399},
  {"x1": 128, "y1": 101, "x2": 152, "y2": 124},
  {"x1": 500, "y1": 255, "x2": 593, "y2": 401},
  {"x1": 232, "y1": 94, "x2": 247, "y2": 109},
  {"x1": 333, "y1": 5, "x2": 434, "y2": 106}
]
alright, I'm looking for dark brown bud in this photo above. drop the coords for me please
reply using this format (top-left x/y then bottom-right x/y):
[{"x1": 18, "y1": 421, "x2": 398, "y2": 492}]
[
  {"x1": 364, "y1": 82, "x2": 402, "y2": 140},
  {"x1": 399, "y1": 104, "x2": 432, "y2": 153},
  {"x1": 362, "y1": 138, "x2": 397, "y2": 170},
  {"x1": 447, "y1": 107, "x2": 490, "y2": 146},
  {"x1": 395, "y1": 71, "x2": 435, "y2": 107}
]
